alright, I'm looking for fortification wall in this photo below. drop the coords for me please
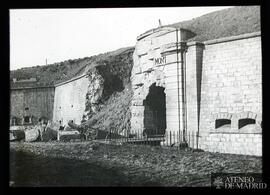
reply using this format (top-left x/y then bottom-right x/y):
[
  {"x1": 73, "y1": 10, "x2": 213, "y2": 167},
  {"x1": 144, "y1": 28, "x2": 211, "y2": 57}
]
[
  {"x1": 132, "y1": 27, "x2": 262, "y2": 155},
  {"x1": 198, "y1": 33, "x2": 262, "y2": 155},
  {"x1": 53, "y1": 75, "x2": 89, "y2": 126},
  {"x1": 10, "y1": 87, "x2": 55, "y2": 125}
]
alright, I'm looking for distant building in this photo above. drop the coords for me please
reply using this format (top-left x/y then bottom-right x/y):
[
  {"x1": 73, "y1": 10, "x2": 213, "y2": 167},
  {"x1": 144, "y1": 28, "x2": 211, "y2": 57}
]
[
  {"x1": 10, "y1": 74, "x2": 88, "y2": 127},
  {"x1": 10, "y1": 77, "x2": 55, "y2": 125}
]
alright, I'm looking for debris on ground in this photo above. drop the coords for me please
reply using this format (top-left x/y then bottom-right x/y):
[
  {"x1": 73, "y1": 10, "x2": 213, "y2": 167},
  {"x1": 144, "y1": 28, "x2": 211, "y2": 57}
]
[
  {"x1": 10, "y1": 132, "x2": 16, "y2": 141},
  {"x1": 68, "y1": 120, "x2": 98, "y2": 140},
  {"x1": 25, "y1": 126, "x2": 42, "y2": 142},
  {"x1": 10, "y1": 126, "x2": 25, "y2": 141},
  {"x1": 63, "y1": 126, "x2": 73, "y2": 131},
  {"x1": 58, "y1": 130, "x2": 81, "y2": 142},
  {"x1": 42, "y1": 121, "x2": 59, "y2": 142}
]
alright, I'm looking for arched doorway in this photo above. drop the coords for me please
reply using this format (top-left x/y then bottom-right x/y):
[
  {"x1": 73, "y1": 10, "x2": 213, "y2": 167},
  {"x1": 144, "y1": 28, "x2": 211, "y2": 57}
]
[{"x1": 143, "y1": 83, "x2": 166, "y2": 136}]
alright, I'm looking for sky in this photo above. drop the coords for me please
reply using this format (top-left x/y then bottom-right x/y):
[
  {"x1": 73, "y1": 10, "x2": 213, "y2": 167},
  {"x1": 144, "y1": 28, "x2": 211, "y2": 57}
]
[{"x1": 10, "y1": 6, "x2": 233, "y2": 70}]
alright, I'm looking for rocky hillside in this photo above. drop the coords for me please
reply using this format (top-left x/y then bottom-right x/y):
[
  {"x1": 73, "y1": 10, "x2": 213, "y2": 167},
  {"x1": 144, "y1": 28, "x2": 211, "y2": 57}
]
[{"x1": 81, "y1": 49, "x2": 134, "y2": 134}]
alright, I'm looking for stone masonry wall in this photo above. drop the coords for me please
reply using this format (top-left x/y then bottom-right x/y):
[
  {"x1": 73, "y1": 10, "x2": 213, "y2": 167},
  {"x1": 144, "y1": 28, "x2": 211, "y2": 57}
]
[
  {"x1": 198, "y1": 33, "x2": 262, "y2": 155},
  {"x1": 53, "y1": 75, "x2": 89, "y2": 126},
  {"x1": 199, "y1": 132, "x2": 262, "y2": 156}
]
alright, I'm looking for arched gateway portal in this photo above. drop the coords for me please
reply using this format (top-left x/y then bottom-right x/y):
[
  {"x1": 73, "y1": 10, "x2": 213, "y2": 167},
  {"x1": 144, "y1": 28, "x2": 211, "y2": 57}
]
[
  {"x1": 143, "y1": 83, "x2": 166, "y2": 136},
  {"x1": 131, "y1": 26, "x2": 195, "y2": 144}
]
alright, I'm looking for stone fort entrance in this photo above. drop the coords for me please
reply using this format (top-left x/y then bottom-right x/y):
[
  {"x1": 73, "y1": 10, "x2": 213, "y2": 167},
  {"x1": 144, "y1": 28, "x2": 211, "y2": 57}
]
[{"x1": 130, "y1": 26, "x2": 196, "y2": 143}]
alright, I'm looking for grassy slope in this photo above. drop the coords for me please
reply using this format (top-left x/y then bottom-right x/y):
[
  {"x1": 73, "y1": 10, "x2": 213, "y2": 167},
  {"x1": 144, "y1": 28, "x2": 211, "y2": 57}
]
[{"x1": 169, "y1": 6, "x2": 260, "y2": 41}]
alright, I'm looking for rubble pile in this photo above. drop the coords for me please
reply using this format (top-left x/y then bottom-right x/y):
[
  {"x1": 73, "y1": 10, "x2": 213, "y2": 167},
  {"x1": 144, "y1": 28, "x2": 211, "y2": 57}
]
[
  {"x1": 24, "y1": 126, "x2": 41, "y2": 142},
  {"x1": 9, "y1": 119, "x2": 101, "y2": 143},
  {"x1": 66, "y1": 120, "x2": 98, "y2": 141},
  {"x1": 9, "y1": 126, "x2": 25, "y2": 141}
]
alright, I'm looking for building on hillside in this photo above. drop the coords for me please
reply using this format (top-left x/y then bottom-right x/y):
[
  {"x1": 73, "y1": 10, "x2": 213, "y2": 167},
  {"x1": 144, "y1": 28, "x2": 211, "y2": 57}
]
[{"x1": 131, "y1": 25, "x2": 262, "y2": 156}]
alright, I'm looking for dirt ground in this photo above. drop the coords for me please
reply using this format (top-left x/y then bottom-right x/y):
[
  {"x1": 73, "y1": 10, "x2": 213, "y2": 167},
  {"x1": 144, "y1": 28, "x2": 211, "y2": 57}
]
[{"x1": 9, "y1": 141, "x2": 262, "y2": 187}]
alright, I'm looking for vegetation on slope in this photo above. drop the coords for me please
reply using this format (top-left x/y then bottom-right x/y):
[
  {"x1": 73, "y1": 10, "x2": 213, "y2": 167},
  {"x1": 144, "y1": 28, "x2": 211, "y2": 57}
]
[
  {"x1": 10, "y1": 47, "x2": 134, "y2": 87},
  {"x1": 168, "y1": 6, "x2": 260, "y2": 41}
]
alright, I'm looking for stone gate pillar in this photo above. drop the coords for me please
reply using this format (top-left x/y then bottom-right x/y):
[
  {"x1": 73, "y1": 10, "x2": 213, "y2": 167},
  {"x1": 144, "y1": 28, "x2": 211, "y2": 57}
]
[
  {"x1": 185, "y1": 42, "x2": 204, "y2": 147},
  {"x1": 160, "y1": 41, "x2": 188, "y2": 141}
]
